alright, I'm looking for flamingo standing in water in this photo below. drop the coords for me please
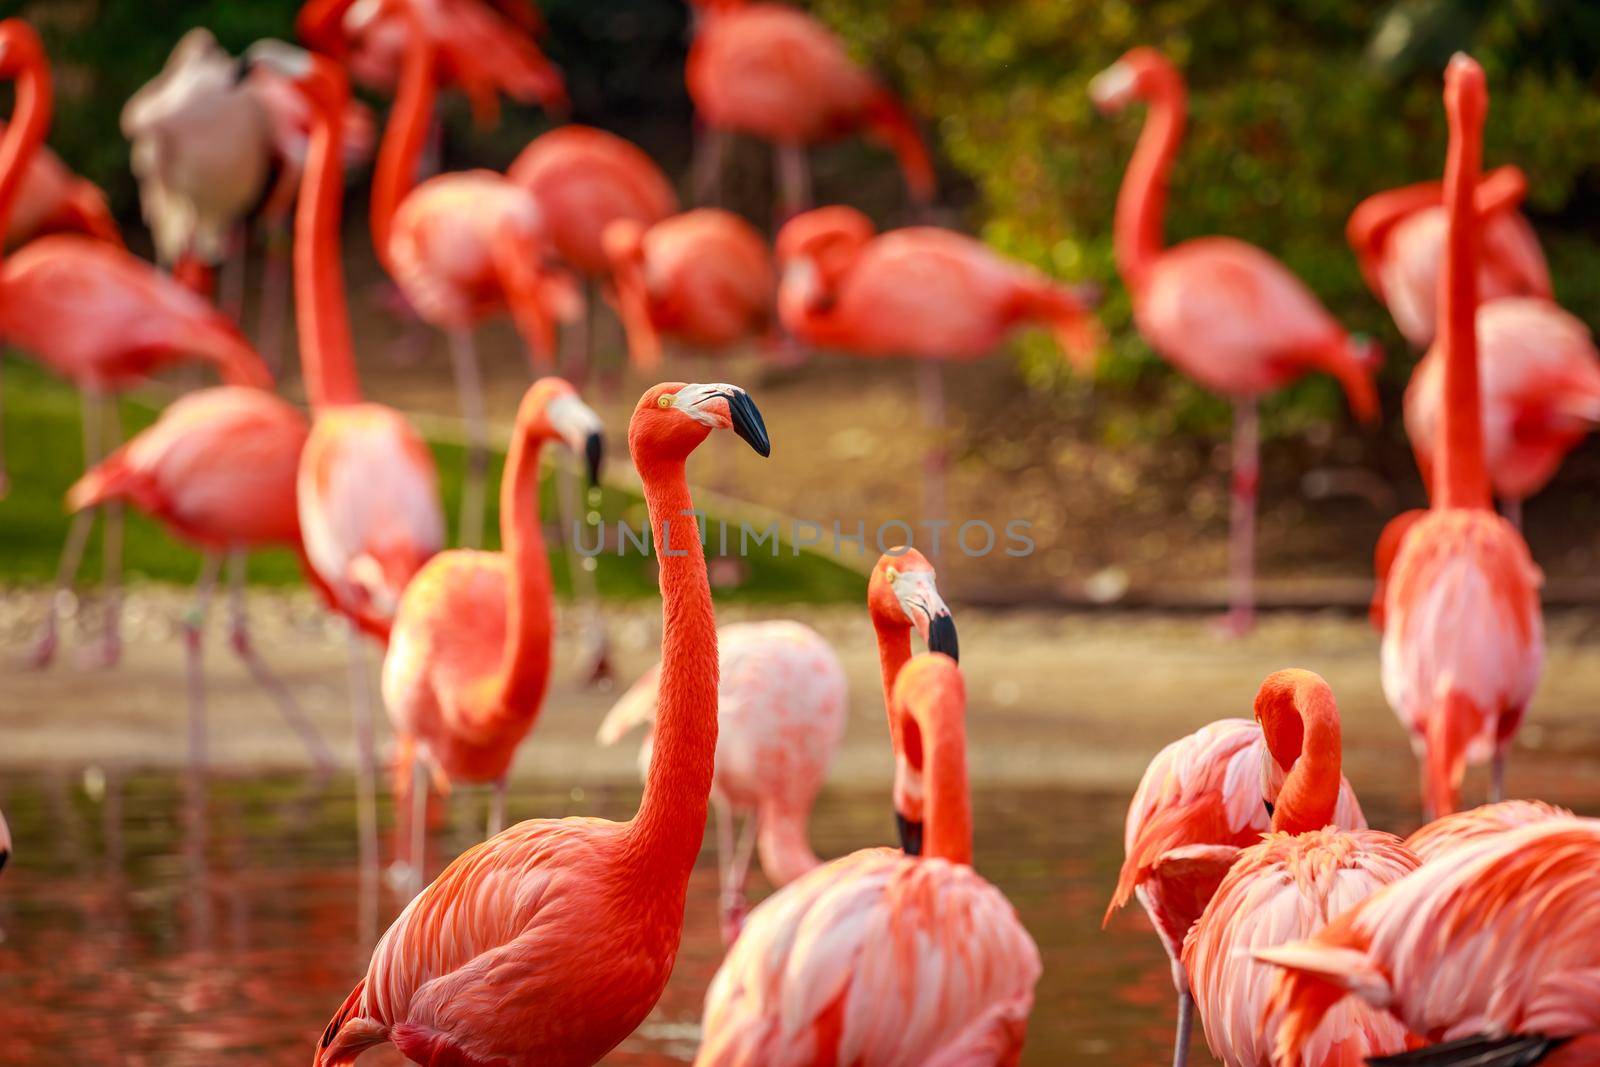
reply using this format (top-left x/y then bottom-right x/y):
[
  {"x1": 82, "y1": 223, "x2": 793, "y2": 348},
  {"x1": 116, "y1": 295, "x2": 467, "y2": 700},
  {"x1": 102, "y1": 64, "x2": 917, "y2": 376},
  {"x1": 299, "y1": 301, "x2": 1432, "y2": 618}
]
[
  {"x1": 1348, "y1": 164, "x2": 1549, "y2": 350},
  {"x1": 686, "y1": 0, "x2": 935, "y2": 217},
  {"x1": 1181, "y1": 670, "x2": 1418, "y2": 1067},
  {"x1": 312, "y1": 380, "x2": 771, "y2": 1067},
  {"x1": 775, "y1": 204, "x2": 1100, "y2": 521},
  {"x1": 1260, "y1": 816, "x2": 1600, "y2": 1067},
  {"x1": 1104, "y1": 711, "x2": 1366, "y2": 1066},
  {"x1": 696, "y1": 654, "x2": 1041, "y2": 1065},
  {"x1": 1091, "y1": 48, "x2": 1380, "y2": 634},
  {"x1": 1379, "y1": 54, "x2": 1543, "y2": 819},
  {"x1": 0, "y1": 119, "x2": 119, "y2": 249},
  {"x1": 0, "y1": 20, "x2": 272, "y2": 668},
  {"x1": 598, "y1": 547, "x2": 956, "y2": 943},
  {"x1": 382, "y1": 376, "x2": 603, "y2": 892},
  {"x1": 1403, "y1": 797, "x2": 1571, "y2": 861},
  {"x1": 249, "y1": 42, "x2": 444, "y2": 875}
]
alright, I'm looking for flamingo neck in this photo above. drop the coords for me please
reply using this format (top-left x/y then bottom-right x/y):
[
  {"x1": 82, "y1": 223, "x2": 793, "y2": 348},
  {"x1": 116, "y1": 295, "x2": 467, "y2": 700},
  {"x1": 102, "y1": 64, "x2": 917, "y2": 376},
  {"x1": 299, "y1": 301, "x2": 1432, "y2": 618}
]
[
  {"x1": 295, "y1": 63, "x2": 362, "y2": 409},
  {"x1": 1261, "y1": 673, "x2": 1342, "y2": 835},
  {"x1": 901, "y1": 674, "x2": 972, "y2": 865},
  {"x1": 873, "y1": 612, "x2": 914, "y2": 751},
  {"x1": 0, "y1": 45, "x2": 51, "y2": 250},
  {"x1": 495, "y1": 427, "x2": 555, "y2": 715},
  {"x1": 1434, "y1": 69, "x2": 1491, "y2": 511},
  {"x1": 627, "y1": 453, "x2": 718, "y2": 879},
  {"x1": 371, "y1": 17, "x2": 436, "y2": 265},
  {"x1": 1114, "y1": 71, "x2": 1184, "y2": 292}
]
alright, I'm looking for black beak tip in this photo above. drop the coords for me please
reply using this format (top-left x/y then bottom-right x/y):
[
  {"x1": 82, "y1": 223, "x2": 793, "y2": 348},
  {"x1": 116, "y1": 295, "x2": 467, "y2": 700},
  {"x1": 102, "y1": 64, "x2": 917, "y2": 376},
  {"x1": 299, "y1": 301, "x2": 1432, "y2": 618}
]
[
  {"x1": 0, "y1": 849, "x2": 9, "y2": 874},
  {"x1": 584, "y1": 432, "x2": 604, "y2": 489},
  {"x1": 928, "y1": 613, "x2": 959, "y2": 663},
  {"x1": 1263, "y1": 800, "x2": 1275, "y2": 819},
  {"x1": 727, "y1": 391, "x2": 771, "y2": 458},
  {"x1": 895, "y1": 812, "x2": 923, "y2": 857}
]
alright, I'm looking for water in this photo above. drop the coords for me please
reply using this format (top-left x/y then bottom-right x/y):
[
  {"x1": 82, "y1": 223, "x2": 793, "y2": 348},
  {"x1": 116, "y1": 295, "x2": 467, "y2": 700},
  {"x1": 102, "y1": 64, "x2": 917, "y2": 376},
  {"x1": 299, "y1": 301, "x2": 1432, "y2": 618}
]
[{"x1": 0, "y1": 771, "x2": 1415, "y2": 1065}]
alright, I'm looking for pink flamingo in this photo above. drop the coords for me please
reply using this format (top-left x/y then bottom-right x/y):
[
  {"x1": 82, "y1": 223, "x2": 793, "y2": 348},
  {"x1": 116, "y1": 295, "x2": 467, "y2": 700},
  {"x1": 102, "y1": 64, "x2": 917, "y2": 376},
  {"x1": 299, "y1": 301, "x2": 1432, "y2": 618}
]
[
  {"x1": 695, "y1": 654, "x2": 1041, "y2": 1066},
  {"x1": 1091, "y1": 48, "x2": 1380, "y2": 634},
  {"x1": 1104, "y1": 713, "x2": 1365, "y2": 1067},
  {"x1": 311, "y1": 380, "x2": 771, "y2": 1067},
  {"x1": 686, "y1": 0, "x2": 934, "y2": 216},
  {"x1": 1378, "y1": 54, "x2": 1543, "y2": 819},
  {"x1": 1259, "y1": 816, "x2": 1600, "y2": 1067},
  {"x1": 1348, "y1": 164, "x2": 1550, "y2": 349},
  {"x1": 66, "y1": 386, "x2": 334, "y2": 776},
  {"x1": 1403, "y1": 797, "x2": 1572, "y2": 862},
  {"x1": 0, "y1": 119, "x2": 120, "y2": 249},
  {"x1": 597, "y1": 547, "x2": 956, "y2": 944},
  {"x1": 776, "y1": 204, "x2": 1100, "y2": 520},
  {"x1": 604, "y1": 208, "x2": 774, "y2": 370},
  {"x1": 249, "y1": 42, "x2": 444, "y2": 870},
  {"x1": 0, "y1": 20, "x2": 272, "y2": 668},
  {"x1": 382, "y1": 376, "x2": 604, "y2": 892},
  {"x1": 1180, "y1": 670, "x2": 1418, "y2": 1067}
]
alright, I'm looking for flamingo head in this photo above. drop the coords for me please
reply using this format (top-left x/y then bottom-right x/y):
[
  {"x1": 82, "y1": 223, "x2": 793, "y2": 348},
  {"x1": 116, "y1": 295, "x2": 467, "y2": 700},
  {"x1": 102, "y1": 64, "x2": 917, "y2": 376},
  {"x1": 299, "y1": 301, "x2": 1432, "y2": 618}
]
[
  {"x1": 1254, "y1": 669, "x2": 1343, "y2": 833},
  {"x1": 869, "y1": 548, "x2": 959, "y2": 662},
  {"x1": 1444, "y1": 53, "x2": 1488, "y2": 135},
  {"x1": 1089, "y1": 47, "x2": 1174, "y2": 114},
  {"x1": 521, "y1": 378, "x2": 605, "y2": 487},
  {"x1": 244, "y1": 39, "x2": 348, "y2": 118},
  {"x1": 629, "y1": 382, "x2": 770, "y2": 464},
  {"x1": 0, "y1": 19, "x2": 43, "y2": 78},
  {"x1": 775, "y1": 206, "x2": 875, "y2": 315}
]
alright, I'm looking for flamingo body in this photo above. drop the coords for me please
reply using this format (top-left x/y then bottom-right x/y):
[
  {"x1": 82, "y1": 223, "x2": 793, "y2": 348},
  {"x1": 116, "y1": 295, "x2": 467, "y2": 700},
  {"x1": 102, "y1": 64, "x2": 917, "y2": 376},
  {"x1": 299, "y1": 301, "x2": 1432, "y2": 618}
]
[
  {"x1": 1403, "y1": 798, "x2": 1572, "y2": 862},
  {"x1": 0, "y1": 120, "x2": 119, "y2": 248}
]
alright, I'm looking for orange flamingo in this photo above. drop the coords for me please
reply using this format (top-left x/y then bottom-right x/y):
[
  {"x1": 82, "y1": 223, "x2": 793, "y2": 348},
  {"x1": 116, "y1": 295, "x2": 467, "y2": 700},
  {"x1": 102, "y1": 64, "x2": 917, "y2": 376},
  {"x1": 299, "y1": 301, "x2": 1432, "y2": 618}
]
[
  {"x1": 0, "y1": 118, "x2": 119, "y2": 249},
  {"x1": 382, "y1": 376, "x2": 604, "y2": 892},
  {"x1": 695, "y1": 653, "x2": 1041, "y2": 1066},
  {"x1": 1180, "y1": 670, "x2": 1417, "y2": 1067},
  {"x1": 1260, "y1": 816, "x2": 1600, "y2": 1067},
  {"x1": 597, "y1": 547, "x2": 956, "y2": 943},
  {"x1": 250, "y1": 42, "x2": 444, "y2": 871},
  {"x1": 1378, "y1": 54, "x2": 1543, "y2": 819},
  {"x1": 1348, "y1": 165, "x2": 1550, "y2": 349},
  {"x1": 1104, "y1": 712, "x2": 1366, "y2": 1067},
  {"x1": 1091, "y1": 48, "x2": 1380, "y2": 634},
  {"x1": 604, "y1": 208, "x2": 774, "y2": 370},
  {"x1": 0, "y1": 20, "x2": 271, "y2": 669},
  {"x1": 686, "y1": 0, "x2": 934, "y2": 217},
  {"x1": 1403, "y1": 797, "x2": 1571, "y2": 862},
  {"x1": 312, "y1": 380, "x2": 770, "y2": 1067}
]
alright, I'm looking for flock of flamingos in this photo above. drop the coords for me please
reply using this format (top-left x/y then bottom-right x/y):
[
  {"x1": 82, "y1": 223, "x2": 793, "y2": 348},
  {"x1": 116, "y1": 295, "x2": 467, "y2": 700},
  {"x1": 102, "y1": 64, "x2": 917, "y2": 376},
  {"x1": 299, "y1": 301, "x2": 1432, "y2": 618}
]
[{"x1": 0, "y1": 0, "x2": 1596, "y2": 1064}]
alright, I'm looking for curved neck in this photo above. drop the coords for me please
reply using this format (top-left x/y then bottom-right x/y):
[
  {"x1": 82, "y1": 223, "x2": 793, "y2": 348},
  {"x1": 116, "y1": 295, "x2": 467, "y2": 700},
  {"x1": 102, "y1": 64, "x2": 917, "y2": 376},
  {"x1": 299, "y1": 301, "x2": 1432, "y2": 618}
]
[
  {"x1": 0, "y1": 45, "x2": 52, "y2": 249},
  {"x1": 1435, "y1": 75, "x2": 1491, "y2": 510},
  {"x1": 371, "y1": 19, "x2": 436, "y2": 263},
  {"x1": 872, "y1": 613, "x2": 913, "y2": 750},
  {"x1": 904, "y1": 690, "x2": 971, "y2": 865},
  {"x1": 295, "y1": 63, "x2": 361, "y2": 408},
  {"x1": 1263, "y1": 677, "x2": 1343, "y2": 835},
  {"x1": 495, "y1": 428, "x2": 555, "y2": 712},
  {"x1": 1114, "y1": 73, "x2": 1183, "y2": 291},
  {"x1": 627, "y1": 454, "x2": 719, "y2": 878}
]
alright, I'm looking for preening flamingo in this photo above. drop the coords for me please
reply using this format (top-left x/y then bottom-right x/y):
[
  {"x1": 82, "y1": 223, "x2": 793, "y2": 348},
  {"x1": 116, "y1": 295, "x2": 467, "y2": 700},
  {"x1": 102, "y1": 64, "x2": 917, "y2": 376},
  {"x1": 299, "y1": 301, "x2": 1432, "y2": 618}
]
[
  {"x1": 311, "y1": 380, "x2": 771, "y2": 1067},
  {"x1": 1104, "y1": 714, "x2": 1365, "y2": 1067},
  {"x1": 382, "y1": 376, "x2": 603, "y2": 892},
  {"x1": 1181, "y1": 670, "x2": 1417, "y2": 1067},
  {"x1": 1402, "y1": 797, "x2": 1571, "y2": 862},
  {"x1": 686, "y1": 0, "x2": 935, "y2": 217},
  {"x1": 1259, "y1": 816, "x2": 1600, "y2": 1067},
  {"x1": 604, "y1": 208, "x2": 774, "y2": 370},
  {"x1": 250, "y1": 42, "x2": 444, "y2": 875},
  {"x1": 1348, "y1": 164, "x2": 1550, "y2": 349},
  {"x1": 1378, "y1": 54, "x2": 1543, "y2": 819},
  {"x1": 65, "y1": 386, "x2": 333, "y2": 776},
  {"x1": 1091, "y1": 48, "x2": 1380, "y2": 634},
  {"x1": 695, "y1": 654, "x2": 1041, "y2": 1066},
  {"x1": 775, "y1": 204, "x2": 1100, "y2": 520},
  {"x1": 0, "y1": 20, "x2": 272, "y2": 669},
  {"x1": 0, "y1": 119, "x2": 119, "y2": 249}
]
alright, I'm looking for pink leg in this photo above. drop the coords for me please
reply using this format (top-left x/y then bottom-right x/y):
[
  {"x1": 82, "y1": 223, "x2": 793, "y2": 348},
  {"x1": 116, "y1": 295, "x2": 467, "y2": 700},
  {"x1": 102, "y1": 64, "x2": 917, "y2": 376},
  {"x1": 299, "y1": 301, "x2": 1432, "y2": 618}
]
[
  {"x1": 721, "y1": 806, "x2": 759, "y2": 946},
  {"x1": 255, "y1": 225, "x2": 292, "y2": 379},
  {"x1": 24, "y1": 388, "x2": 107, "y2": 668},
  {"x1": 917, "y1": 360, "x2": 948, "y2": 541},
  {"x1": 89, "y1": 396, "x2": 124, "y2": 669},
  {"x1": 346, "y1": 623, "x2": 379, "y2": 882},
  {"x1": 692, "y1": 125, "x2": 726, "y2": 208},
  {"x1": 1490, "y1": 748, "x2": 1506, "y2": 804},
  {"x1": 487, "y1": 777, "x2": 507, "y2": 838},
  {"x1": 183, "y1": 553, "x2": 223, "y2": 774},
  {"x1": 1172, "y1": 987, "x2": 1194, "y2": 1067},
  {"x1": 448, "y1": 329, "x2": 489, "y2": 550},
  {"x1": 1222, "y1": 396, "x2": 1259, "y2": 636},
  {"x1": 1501, "y1": 496, "x2": 1522, "y2": 532},
  {"x1": 774, "y1": 142, "x2": 811, "y2": 224}
]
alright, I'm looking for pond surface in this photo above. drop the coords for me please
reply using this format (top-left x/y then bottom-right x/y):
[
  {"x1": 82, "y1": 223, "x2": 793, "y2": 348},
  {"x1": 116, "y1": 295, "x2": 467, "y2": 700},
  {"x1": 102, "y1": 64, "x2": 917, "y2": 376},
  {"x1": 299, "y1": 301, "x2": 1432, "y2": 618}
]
[{"x1": 0, "y1": 770, "x2": 1422, "y2": 1065}]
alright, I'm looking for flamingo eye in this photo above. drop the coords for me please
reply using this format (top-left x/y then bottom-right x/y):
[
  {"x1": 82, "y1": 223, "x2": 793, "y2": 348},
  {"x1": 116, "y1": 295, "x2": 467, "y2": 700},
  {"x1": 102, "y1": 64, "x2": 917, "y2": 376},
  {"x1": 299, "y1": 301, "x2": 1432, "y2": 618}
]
[
  {"x1": 658, "y1": 394, "x2": 675, "y2": 409},
  {"x1": 885, "y1": 566, "x2": 898, "y2": 582}
]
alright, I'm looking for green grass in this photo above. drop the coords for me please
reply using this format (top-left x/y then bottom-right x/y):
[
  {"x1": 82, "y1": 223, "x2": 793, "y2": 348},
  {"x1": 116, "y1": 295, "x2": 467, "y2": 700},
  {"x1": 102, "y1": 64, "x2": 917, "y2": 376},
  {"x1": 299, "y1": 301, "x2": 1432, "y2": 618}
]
[{"x1": 0, "y1": 355, "x2": 862, "y2": 603}]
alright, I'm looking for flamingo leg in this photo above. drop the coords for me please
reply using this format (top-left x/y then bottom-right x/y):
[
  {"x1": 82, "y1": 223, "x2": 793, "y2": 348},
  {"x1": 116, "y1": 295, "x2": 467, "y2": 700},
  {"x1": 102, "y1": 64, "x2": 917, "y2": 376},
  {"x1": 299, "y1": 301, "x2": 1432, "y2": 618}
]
[
  {"x1": 218, "y1": 235, "x2": 247, "y2": 327},
  {"x1": 410, "y1": 753, "x2": 427, "y2": 895},
  {"x1": 23, "y1": 388, "x2": 107, "y2": 668},
  {"x1": 558, "y1": 280, "x2": 591, "y2": 383},
  {"x1": 183, "y1": 553, "x2": 224, "y2": 775},
  {"x1": 1224, "y1": 396, "x2": 1259, "y2": 635},
  {"x1": 1490, "y1": 748, "x2": 1506, "y2": 804},
  {"x1": 225, "y1": 550, "x2": 335, "y2": 778},
  {"x1": 256, "y1": 223, "x2": 292, "y2": 378},
  {"x1": 346, "y1": 623, "x2": 380, "y2": 884},
  {"x1": 692, "y1": 125, "x2": 725, "y2": 208},
  {"x1": 774, "y1": 142, "x2": 811, "y2": 223},
  {"x1": 1501, "y1": 496, "x2": 1522, "y2": 532},
  {"x1": 487, "y1": 777, "x2": 507, "y2": 838},
  {"x1": 93, "y1": 396, "x2": 124, "y2": 669},
  {"x1": 1172, "y1": 987, "x2": 1194, "y2": 1067},
  {"x1": 721, "y1": 808, "x2": 760, "y2": 946},
  {"x1": 916, "y1": 359, "x2": 948, "y2": 540},
  {"x1": 448, "y1": 328, "x2": 489, "y2": 550}
]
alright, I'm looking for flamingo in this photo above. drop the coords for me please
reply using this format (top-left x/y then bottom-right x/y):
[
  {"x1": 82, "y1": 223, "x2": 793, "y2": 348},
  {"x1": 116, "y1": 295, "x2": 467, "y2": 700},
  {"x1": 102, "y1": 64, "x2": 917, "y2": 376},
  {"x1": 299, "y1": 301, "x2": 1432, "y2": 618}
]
[
  {"x1": 1403, "y1": 797, "x2": 1572, "y2": 862},
  {"x1": 695, "y1": 653, "x2": 1041, "y2": 1066},
  {"x1": 0, "y1": 20, "x2": 272, "y2": 669},
  {"x1": 686, "y1": 0, "x2": 934, "y2": 217},
  {"x1": 597, "y1": 547, "x2": 956, "y2": 944},
  {"x1": 1348, "y1": 164, "x2": 1550, "y2": 349},
  {"x1": 0, "y1": 119, "x2": 120, "y2": 249},
  {"x1": 311, "y1": 380, "x2": 771, "y2": 1067},
  {"x1": 1180, "y1": 670, "x2": 1418, "y2": 1067},
  {"x1": 64, "y1": 386, "x2": 334, "y2": 777},
  {"x1": 1090, "y1": 48, "x2": 1380, "y2": 634},
  {"x1": 382, "y1": 376, "x2": 604, "y2": 893},
  {"x1": 604, "y1": 208, "x2": 774, "y2": 370},
  {"x1": 1103, "y1": 713, "x2": 1366, "y2": 1067},
  {"x1": 248, "y1": 42, "x2": 444, "y2": 875},
  {"x1": 1378, "y1": 54, "x2": 1544, "y2": 819},
  {"x1": 1259, "y1": 816, "x2": 1600, "y2": 1067},
  {"x1": 775, "y1": 204, "x2": 1100, "y2": 521}
]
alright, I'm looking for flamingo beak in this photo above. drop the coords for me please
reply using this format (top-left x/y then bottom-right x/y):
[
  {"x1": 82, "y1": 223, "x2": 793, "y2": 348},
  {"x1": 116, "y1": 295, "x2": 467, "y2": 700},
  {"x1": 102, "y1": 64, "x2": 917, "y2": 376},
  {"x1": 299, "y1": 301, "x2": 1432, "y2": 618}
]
[
  {"x1": 896, "y1": 811, "x2": 923, "y2": 857},
  {"x1": 927, "y1": 614, "x2": 959, "y2": 662},
  {"x1": 583, "y1": 432, "x2": 603, "y2": 488}
]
